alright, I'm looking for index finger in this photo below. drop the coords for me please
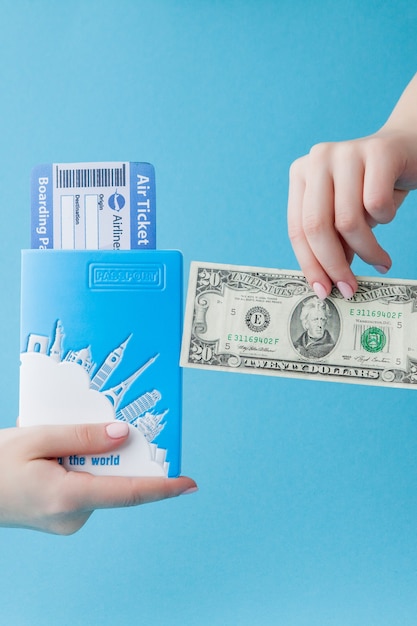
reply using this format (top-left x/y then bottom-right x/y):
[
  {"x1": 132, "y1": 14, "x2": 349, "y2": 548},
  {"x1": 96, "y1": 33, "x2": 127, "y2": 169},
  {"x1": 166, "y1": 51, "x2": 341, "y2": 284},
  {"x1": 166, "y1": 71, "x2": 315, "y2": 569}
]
[{"x1": 288, "y1": 157, "x2": 334, "y2": 296}]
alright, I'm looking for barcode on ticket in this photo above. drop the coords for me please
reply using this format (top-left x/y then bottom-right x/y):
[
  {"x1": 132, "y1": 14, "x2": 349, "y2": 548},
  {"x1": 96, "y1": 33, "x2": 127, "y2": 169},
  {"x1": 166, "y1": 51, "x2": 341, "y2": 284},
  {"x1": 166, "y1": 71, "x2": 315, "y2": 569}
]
[{"x1": 55, "y1": 164, "x2": 127, "y2": 189}]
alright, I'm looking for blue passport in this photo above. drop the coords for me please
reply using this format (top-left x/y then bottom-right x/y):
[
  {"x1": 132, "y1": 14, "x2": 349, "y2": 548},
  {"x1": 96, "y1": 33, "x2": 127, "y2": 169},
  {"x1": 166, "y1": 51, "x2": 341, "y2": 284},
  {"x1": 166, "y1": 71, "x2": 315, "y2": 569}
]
[{"x1": 19, "y1": 249, "x2": 182, "y2": 477}]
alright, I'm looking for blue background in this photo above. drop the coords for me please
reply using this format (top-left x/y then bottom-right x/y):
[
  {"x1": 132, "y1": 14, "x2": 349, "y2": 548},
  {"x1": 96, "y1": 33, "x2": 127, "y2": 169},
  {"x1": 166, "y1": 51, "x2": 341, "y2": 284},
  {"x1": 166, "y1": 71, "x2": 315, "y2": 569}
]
[{"x1": 2, "y1": 1, "x2": 417, "y2": 624}]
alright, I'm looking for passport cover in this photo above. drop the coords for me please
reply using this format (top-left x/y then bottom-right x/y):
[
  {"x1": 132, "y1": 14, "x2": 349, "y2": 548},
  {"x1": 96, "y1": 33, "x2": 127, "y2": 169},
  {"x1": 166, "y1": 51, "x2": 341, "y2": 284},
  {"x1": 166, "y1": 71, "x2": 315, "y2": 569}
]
[{"x1": 19, "y1": 249, "x2": 182, "y2": 477}]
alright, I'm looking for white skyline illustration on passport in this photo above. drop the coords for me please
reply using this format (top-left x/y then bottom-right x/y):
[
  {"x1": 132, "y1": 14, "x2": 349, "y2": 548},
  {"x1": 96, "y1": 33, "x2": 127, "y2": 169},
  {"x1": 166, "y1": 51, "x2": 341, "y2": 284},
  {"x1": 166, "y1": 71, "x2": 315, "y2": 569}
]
[{"x1": 21, "y1": 319, "x2": 170, "y2": 476}]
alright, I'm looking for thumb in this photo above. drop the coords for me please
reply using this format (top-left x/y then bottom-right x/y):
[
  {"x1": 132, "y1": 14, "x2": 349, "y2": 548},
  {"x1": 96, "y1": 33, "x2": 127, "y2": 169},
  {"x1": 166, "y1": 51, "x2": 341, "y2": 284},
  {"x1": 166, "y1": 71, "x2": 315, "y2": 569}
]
[{"x1": 22, "y1": 422, "x2": 130, "y2": 459}]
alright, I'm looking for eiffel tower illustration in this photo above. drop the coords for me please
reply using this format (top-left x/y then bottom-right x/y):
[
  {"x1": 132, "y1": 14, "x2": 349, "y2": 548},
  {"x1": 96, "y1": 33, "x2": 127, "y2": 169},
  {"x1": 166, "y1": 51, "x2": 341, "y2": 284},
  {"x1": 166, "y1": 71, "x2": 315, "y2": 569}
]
[{"x1": 103, "y1": 354, "x2": 159, "y2": 410}]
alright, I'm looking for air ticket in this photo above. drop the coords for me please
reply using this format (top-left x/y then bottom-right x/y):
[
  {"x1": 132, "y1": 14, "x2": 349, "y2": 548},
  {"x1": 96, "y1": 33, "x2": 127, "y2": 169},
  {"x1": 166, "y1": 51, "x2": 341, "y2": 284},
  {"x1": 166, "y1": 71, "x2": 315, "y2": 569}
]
[{"x1": 31, "y1": 161, "x2": 156, "y2": 250}]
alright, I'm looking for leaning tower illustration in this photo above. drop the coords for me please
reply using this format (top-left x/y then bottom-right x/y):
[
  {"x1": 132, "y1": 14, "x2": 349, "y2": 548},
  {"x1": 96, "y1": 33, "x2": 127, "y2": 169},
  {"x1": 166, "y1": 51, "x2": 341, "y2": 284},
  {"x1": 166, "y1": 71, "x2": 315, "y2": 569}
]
[
  {"x1": 116, "y1": 389, "x2": 162, "y2": 423},
  {"x1": 90, "y1": 335, "x2": 132, "y2": 391}
]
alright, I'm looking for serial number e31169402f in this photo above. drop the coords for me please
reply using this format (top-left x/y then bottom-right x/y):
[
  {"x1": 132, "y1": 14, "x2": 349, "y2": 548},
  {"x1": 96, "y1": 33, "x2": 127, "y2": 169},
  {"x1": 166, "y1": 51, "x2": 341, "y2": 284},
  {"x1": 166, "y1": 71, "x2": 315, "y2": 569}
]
[{"x1": 227, "y1": 333, "x2": 280, "y2": 345}]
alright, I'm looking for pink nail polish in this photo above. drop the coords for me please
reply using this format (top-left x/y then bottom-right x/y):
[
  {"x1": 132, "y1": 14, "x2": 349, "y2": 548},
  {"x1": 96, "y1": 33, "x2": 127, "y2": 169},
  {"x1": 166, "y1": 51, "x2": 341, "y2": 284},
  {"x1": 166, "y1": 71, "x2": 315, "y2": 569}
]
[
  {"x1": 336, "y1": 281, "x2": 354, "y2": 300},
  {"x1": 180, "y1": 486, "x2": 199, "y2": 496},
  {"x1": 312, "y1": 282, "x2": 328, "y2": 300},
  {"x1": 373, "y1": 264, "x2": 389, "y2": 274},
  {"x1": 106, "y1": 422, "x2": 129, "y2": 439}
]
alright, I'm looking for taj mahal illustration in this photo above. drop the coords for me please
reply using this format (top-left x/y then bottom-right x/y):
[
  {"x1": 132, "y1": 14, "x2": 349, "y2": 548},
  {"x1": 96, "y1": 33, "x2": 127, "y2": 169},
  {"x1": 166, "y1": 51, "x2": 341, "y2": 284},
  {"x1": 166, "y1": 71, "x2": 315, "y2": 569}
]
[{"x1": 24, "y1": 319, "x2": 168, "y2": 443}]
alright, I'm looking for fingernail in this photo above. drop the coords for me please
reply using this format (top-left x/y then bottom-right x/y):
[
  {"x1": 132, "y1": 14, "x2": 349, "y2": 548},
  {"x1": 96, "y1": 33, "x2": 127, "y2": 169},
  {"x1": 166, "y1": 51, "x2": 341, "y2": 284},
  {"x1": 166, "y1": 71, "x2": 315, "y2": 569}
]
[
  {"x1": 180, "y1": 486, "x2": 199, "y2": 496},
  {"x1": 373, "y1": 264, "x2": 389, "y2": 274},
  {"x1": 336, "y1": 281, "x2": 354, "y2": 299},
  {"x1": 106, "y1": 422, "x2": 129, "y2": 439},
  {"x1": 312, "y1": 282, "x2": 328, "y2": 300}
]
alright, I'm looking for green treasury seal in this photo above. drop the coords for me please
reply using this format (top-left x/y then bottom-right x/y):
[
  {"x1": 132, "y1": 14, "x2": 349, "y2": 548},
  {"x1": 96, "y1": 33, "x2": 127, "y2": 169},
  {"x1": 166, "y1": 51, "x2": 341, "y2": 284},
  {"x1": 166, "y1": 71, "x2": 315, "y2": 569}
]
[{"x1": 361, "y1": 327, "x2": 386, "y2": 353}]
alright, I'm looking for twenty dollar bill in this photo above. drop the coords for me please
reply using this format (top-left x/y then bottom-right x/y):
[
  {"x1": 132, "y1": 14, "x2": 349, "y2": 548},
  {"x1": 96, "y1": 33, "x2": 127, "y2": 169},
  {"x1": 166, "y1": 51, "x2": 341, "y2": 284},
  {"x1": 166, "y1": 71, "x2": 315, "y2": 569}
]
[{"x1": 180, "y1": 261, "x2": 417, "y2": 389}]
